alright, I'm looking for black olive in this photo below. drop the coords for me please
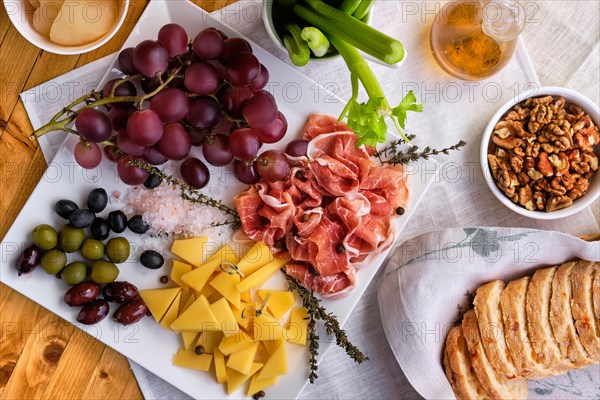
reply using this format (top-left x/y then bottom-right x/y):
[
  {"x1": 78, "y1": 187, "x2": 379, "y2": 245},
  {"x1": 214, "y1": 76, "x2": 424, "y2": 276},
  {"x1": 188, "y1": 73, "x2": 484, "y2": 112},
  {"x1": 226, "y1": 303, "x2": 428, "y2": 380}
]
[
  {"x1": 55, "y1": 199, "x2": 79, "y2": 219},
  {"x1": 140, "y1": 250, "x2": 164, "y2": 269},
  {"x1": 87, "y1": 188, "x2": 108, "y2": 213},
  {"x1": 91, "y1": 217, "x2": 110, "y2": 241},
  {"x1": 15, "y1": 245, "x2": 41, "y2": 276},
  {"x1": 128, "y1": 215, "x2": 150, "y2": 234},
  {"x1": 69, "y1": 209, "x2": 95, "y2": 228},
  {"x1": 108, "y1": 210, "x2": 127, "y2": 233},
  {"x1": 143, "y1": 173, "x2": 162, "y2": 189}
]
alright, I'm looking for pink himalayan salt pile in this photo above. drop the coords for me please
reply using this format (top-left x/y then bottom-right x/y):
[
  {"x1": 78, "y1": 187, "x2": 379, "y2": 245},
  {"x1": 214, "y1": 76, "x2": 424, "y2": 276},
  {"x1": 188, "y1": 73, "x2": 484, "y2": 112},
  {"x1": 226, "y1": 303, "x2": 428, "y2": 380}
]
[{"x1": 123, "y1": 178, "x2": 232, "y2": 244}]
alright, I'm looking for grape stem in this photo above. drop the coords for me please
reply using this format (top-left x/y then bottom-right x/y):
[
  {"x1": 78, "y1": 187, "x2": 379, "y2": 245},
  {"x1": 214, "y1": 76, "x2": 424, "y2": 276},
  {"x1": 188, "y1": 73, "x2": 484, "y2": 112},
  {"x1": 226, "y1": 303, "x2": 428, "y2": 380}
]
[{"x1": 29, "y1": 67, "x2": 183, "y2": 141}]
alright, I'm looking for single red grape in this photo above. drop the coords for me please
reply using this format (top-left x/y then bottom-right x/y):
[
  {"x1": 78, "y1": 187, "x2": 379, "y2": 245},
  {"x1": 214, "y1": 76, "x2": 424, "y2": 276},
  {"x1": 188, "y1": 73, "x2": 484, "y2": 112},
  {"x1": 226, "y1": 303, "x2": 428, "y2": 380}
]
[
  {"x1": 75, "y1": 109, "x2": 112, "y2": 143},
  {"x1": 285, "y1": 139, "x2": 308, "y2": 157},
  {"x1": 187, "y1": 97, "x2": 221, "y2": 129},
  {"x1": 157, "y1": 23, "x2": 189, "y2": 57},
  {"x1": 157, "y1": 123, "x2": 191, "y2": 160},
  {"x1": 193, "y1": 28, "x2": 223, "y2": 60},
  {"x1": 118, "y1": 156, "x2": 149, "y2": 185},
  {"x1": 226, "y1": 52, "x2": 260, "y2": 87},
  {"x1": 117, "y1": 128, "x2": 145, "y2": 156},
  {"x1": 143, "y1": 146, "x2": 168, "y2": 165},
  {"x1": 184, "y1": 62, "x2": 219, "y2": 95},
  {"x1": 218, "y1": 38, "x2": 252, "y2": 64},
  {"x1": 127, "y1": 110, "x2": 164, "y2": 146},
  {"x1": 118, "y1": 48, "x2": 137, "y2": 75},
  {"x1": 133, "y1": 40, "x2": 169, "y2": 78},
  {"x1": 230, "y1": 128, "x2": 260, "y2": 161},
  {"x1": 150, "y1": 87, "x2": 190, "y2": 123},
  {"x1": 221, "y1": 86, "x2": 253, "y2": 118},
  {"x1": 252, "y1": 111, "x2": 287, "y2": 143},
  {"x1": 247, "y1": 64, "x2": 269, "y2": 92},
  {"x1": 74, "y1": 141, "x2": 102, "y2": 169},
  {"x1": 180, "y1": 158, "x2": 209, "y2": 189},
  {"x1": 234, "y1": 160, "x2": 260, "y2": 184},
  {"x1": 203, "y1": 134, "x2": 233, "y2": 166},
  {"x1": 242, "y1": 90, "x2": 278, "y2": 127},
  {"x1": 255, "y1": 150, "x2": 291, "y2": 181}
]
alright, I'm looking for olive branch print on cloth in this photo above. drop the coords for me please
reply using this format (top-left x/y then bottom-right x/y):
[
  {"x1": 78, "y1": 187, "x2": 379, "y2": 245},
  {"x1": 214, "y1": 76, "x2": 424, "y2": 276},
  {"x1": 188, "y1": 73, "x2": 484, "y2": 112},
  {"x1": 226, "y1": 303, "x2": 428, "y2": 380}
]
[{"x1": 387, "y1": 227, "x2": 536, "y2": 276}]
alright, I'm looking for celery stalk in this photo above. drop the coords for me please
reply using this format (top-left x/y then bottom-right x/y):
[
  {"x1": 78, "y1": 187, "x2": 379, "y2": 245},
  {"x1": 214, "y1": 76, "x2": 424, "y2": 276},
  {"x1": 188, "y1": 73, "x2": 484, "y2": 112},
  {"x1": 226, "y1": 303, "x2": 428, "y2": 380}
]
[
  {"x1": 338, "y1": 0, "x2": 361, "y2": 14},
  {"x1": 301, "y1": 27, "x2": 330, "y2": 57},
  {"x1": 294, "y1": 0, "x2": 404, "y2": 65},
  {"x1": 353, "y1": 0, "x2": 375, "y2": 20},
  {"x1": 283, "y1": 24, "x2": 311, "y2": 66}
]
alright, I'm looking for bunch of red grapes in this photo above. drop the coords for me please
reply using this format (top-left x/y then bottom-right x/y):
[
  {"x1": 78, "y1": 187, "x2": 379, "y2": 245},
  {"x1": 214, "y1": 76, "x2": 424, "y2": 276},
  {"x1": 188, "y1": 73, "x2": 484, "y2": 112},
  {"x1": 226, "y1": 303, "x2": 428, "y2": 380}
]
[{"x1": 72, "y1": 23, "x2": 308, "y2": 188}]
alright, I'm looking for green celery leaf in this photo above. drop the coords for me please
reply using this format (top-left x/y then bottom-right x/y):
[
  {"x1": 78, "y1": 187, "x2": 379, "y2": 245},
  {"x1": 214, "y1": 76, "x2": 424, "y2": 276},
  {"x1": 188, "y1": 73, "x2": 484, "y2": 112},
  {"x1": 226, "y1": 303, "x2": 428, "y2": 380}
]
[
  {"x1": 346, "y1": 97, "x2": 387, "y2": 147},
  {"x1": 391, "y1": 90, "x2": 423, "y2": 129}
]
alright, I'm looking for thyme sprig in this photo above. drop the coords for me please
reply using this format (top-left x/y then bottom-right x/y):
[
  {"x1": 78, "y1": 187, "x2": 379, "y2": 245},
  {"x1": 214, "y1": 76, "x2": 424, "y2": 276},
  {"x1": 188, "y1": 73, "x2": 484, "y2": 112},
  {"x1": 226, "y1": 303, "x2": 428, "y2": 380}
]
[
  {"x1": 285, "y1": 273, "x2": 368, "y2": 383},
  {"x1": 127, "y1": 159, "x2": 241, "y2": 230},
  {"x1": 374, "y1": 136, "x2": 467, "y2": 165}
]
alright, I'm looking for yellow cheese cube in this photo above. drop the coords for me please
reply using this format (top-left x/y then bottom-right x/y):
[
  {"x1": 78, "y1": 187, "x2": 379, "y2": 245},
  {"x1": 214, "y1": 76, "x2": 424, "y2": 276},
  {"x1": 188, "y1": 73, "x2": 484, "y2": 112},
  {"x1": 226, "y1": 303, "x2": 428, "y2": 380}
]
[
  {"x1": 181, "y1": 246, "x2": 239, "y2": 292},
  {"x1": 172, "y1": 348, "x2": 213, "y2": 371},
  {"x1": 256, "y1": 340, "x2": 287, "y2": 380},
  {"x1": 210, "y1": 272, "x2": 241, "y2": 309},
  {"x1": 237, "y1": 241, "x2": 273, "y2": 276},
  {"x1": 181, "y1": 331, "x2": 199, "y2": 350},
  {"x1": 226, "y1": 362, "x2": 263, "y2": 394},
  {"x1": 236, "y1": 256, "x2": 290, "y2": 293},
  {"x1": 226, "y1": 341, "x2": 259, "y2": 375},
  {"x1": 262, "y1": 339, "x2": 284, "y2": 355},
  {"x1": 231, "y1": 302, "x2": 252, "y2": 331},
  {"x1": 285, "y1": 307, "x2": 309, "y2": 346},
  {"x1": 247, "y1": 374, "x2": 278, "y2": 397},
  {"x1": 219, "y1": 331, "x2": 256, "y2": 356},
  {"x1": 170, "y1": 295, "x2": 220, "y2": 332},
  {"x1": 196, "y1": 330, "x2": 223, "y2": 354},
  {"x1": 139, "y1": 287, "x2": 181, "y2": 323},
  {"x1": 249, "y1": 313, "x2": 285, "y2": 341},
  {"x1": 179, "y1": 292, "x2": 195, "y2": 314},
  {"x1": 199, "y1": 281, "x2": 217, "y2": 298},
  {"x1": 170, "y1": 260, "x2": 193, "y2": 291},
  {"x1": 254, "y1": 342, "x2": 271, "y2": 363},
  {"x1": 214, "y1": 348, "x2": 227, "y2": 384},
  {"x1": 240, "y1": 290, "x2": 251, "y2": 303},
  {"x1": 160, "y1": 291, "x2": 182, "y2": 329},
  {"x1": 257, "y1": 290, "x2": 296, "y2": 320},
  {"x1": 207, "y1": 291, "x2": 224, "y2": 304},
  {"x1": 210, "y1": 297, "x2": 240, "y2": 336},
  {"x1": 171, "y1": 236, "x2": 208, "y2": 267}
]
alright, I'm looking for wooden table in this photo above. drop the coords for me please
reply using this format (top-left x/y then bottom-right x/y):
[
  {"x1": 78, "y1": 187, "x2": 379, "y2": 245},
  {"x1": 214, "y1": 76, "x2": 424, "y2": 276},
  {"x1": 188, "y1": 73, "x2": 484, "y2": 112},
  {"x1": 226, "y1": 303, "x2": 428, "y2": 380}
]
[{"x1": 0, "y1": 1, "x2": 234, "y2": 398}]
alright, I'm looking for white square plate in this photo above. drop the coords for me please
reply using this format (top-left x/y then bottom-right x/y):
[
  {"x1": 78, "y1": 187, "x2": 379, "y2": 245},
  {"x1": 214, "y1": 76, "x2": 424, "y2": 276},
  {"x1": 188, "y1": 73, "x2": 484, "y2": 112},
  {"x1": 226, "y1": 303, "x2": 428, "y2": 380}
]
[{"x1": 0, "y1": 1, "x2": 438, "y2": 398}]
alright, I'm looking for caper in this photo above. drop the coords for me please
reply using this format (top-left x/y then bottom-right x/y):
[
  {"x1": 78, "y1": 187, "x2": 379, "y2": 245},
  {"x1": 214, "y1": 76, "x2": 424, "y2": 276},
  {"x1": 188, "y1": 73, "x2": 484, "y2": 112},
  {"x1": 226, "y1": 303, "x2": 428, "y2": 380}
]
[
  {"x1": 59, "y1": 224, "x2": 85, "y2": 253},
  {"x1": 40, "y1": 249, "x2": 67, "y2": 275},
  {"x1": 87, "y1": 188, "x2": 108, "y2": 213},
  {"x1": 31, "y1": 224, "x2": 58, "y2": 250},
  {"x1": 81, "y1": 239, "x2": 105, "y2": 261},
  {"x1": 62, "y1": 261, "x2": 88, "y2": 285},
  {"x1": 106, "y1": 237, "x2": 130, "y2": 263},
  {"x1": 90, "y1": 260, "x2": 119, "y2": 284}
]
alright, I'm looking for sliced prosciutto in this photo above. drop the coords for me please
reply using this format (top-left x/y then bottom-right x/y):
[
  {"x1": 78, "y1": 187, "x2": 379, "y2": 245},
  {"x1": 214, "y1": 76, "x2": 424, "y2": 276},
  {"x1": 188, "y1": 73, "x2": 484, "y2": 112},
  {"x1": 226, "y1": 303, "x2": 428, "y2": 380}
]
[{"x1": 234, "y1": 114, "x2": 410, "y2": 297}]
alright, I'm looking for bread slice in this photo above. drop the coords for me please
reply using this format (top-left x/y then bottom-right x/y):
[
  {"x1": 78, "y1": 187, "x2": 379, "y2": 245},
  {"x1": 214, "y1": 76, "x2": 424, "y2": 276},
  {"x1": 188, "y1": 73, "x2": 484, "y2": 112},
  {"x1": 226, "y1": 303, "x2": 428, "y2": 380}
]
[
  {"x1": 570, "y1": 261, "x2": 600, "y2": 361},
  {"x1": 501, "y1": 277, "x2": 556, "y2": 378},
  {"x1": 474, "y1": 281, "x2": 520, "y2": 379},
  {"x1": 550, "y1": 261, "x2": 596, "y2": 368},
  {"x1": 462, "y1": 310, "x2": 528, "y2": 399},
  {"x1": 444, "y1": 325, "x2": 491, "y2": 400},
  {"x1": 526, "y1": 267, "x2": 573, "y2": 373},
  {"x1": 593, "y1": 267, "x2": 600, "y2": 328}
]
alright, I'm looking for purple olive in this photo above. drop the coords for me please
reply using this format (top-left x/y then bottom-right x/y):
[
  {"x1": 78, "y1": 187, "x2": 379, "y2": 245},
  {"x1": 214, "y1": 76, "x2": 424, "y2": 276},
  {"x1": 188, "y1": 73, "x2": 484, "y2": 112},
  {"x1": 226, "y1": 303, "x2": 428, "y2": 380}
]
[
  {"x1": 77, "y1": 299, "x2": 109, "y2": 325},
  {"x1": 64, "y1": 282, "x2": 101, "y2": 307},
  {"x1": 15, "y1": 245, "x2": 41, "y2": 276},
  {"x1": 113, "y1": 299, "x2": 147, "y2": 325},
  {"x1": 102, "y1": 281, "x2": 139, "y2": 303}
]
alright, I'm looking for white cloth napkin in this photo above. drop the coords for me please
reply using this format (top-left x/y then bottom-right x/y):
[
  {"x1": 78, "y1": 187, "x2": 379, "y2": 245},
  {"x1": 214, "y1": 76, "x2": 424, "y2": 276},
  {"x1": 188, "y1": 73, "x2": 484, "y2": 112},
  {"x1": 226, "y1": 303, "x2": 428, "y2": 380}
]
[
  {"x1": 379, "y1": 227, "x2": 600, "y2": 399},
  {"x1": 20, "y1": 1, "x2": 600, "y2": 399}
]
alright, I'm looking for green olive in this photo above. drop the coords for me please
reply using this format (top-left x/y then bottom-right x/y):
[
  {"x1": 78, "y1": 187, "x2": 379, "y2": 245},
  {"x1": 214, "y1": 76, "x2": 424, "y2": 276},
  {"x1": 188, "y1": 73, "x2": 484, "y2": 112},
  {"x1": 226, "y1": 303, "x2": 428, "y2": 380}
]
[
  {"x1": 90, "y1": 260, "x2": 119, "y2": 284},
  {"x1": 105, "y1": 237, "x2": 130, "y2": 263},
  {"x1": 58, "y1": 224, "x2": 85, "y2": 253},
  {"x1": 40, "y1": 249, "x2": 67, "y2": 275},
  {"x1": 81, "y1": 239, "x2": 105, "y2": 261},
  {"x1": 31, "y1": 224, "x2": 58, "y2": 250},
  {"x1": 61, "y1": 262, "x2": 88, "y2": 285}
]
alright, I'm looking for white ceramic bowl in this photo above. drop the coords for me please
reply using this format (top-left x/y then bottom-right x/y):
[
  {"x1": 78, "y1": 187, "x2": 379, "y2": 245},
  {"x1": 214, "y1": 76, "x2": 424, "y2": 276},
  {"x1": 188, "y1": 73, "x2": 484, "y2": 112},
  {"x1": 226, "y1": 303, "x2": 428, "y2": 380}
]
[
  {"x1": 262, "y1": 0, "x2": 374, "y2": 64},
  {"x1": 480, "y1": 86, "x2": 600, "y2": 220},
  {"x1": 3, "y1": 0, "x2": 129, "y2": 55}
]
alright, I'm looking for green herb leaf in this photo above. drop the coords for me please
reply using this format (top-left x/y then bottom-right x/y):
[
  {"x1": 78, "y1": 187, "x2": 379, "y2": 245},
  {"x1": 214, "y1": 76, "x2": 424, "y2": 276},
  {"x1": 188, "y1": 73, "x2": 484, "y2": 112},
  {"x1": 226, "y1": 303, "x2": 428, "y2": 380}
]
[
  {"x1": 346, "y1": 97, "x2": 387, "y2": 147},
  {"x1": 391, "y1": 90, "x2": 423, "y2": 129}
]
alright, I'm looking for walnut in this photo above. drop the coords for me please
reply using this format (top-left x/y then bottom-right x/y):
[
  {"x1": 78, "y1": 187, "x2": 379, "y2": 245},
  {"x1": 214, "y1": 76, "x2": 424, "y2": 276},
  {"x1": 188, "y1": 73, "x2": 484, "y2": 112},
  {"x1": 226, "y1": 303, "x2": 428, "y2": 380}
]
[
  {"x1": 524, "y1": 95, "x2": 553, "y2": 108},
  {"x1": 537, "y1": 152, "x2": 554, "y2": 177},
  {"x1": 510, "y1": 155, "x2": 524, "y2": 173},
  {"x1": 506, "y1": 105, "x2": 530, "y2": 122},
  {"x1": 572, "y1": 116, "x2": 600, "y2": 152},
  {"x1": 549, "y1": 177, "x2": 567, "y2": 195},
  {"x1": 533, "y1": 191, "x2": 546, "y2": 210},
  {"x1": 518, "y1": 186, "x2": 535, "y2": 210},
  {"x1": 567, "y1": 176, "x2": 590, "y2": 200},
  {"x1": 560, "y1": 173, "x2": 577, "y2": 191},
  {"x1": 546, "y1": 195, "x2": 573, "y2": 212},
  {"x1": 582, "y1": 153, "x2": 599, "y2": 171},
  {"x1": 539, "y1": 122, "x2": 573, "y2": 152},
  {"x1": 525, "y1": 142, "x2": 540, "y2": 157},
  {"x1": 518, "y1": 172, "x2": 531, "y2": 185},
  {"x1": 495, "y1": 148, "x2": 507, "y2": 158},
  {"x1": 548, "y1": 152, "x2": 569, "y2": 176},
  {"x1": 494, "y1": 120, "x2": 527, "y2": 138},
  {"x1": 566, "y1": 104, "x2": 584, "y2": 123},
  {"x1": 492, "y1": 134, "x2": 523, "y2": 150},
  {"x1": 527, "y1": 168, "x2": 544, "y2": 181},
  {"x1": 524, "y1": 157, "x2": 535, "y2": 170}
]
